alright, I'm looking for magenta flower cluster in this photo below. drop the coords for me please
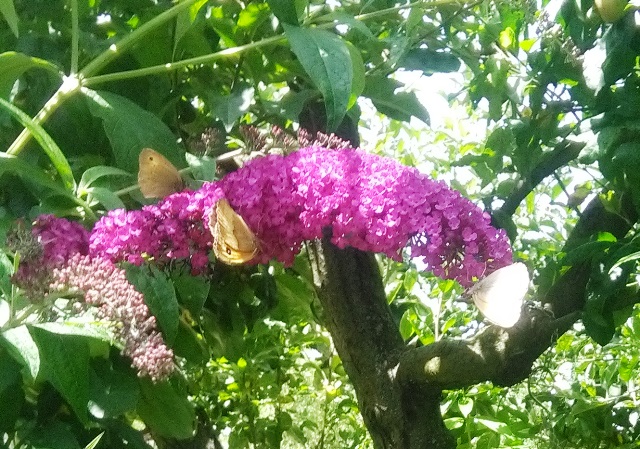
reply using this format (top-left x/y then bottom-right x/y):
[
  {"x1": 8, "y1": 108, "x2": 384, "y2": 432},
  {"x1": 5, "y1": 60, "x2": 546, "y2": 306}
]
[
  {"x1": 14, "y1": 215, "x2": 174, "y2": 380},
  {"x1": 89, "y1": 192, "x2": 212, "y2": 273},
  {"x1": 33, "y1": 214, "x2": 90, "y2": 265},
  {"x1": 90, "y1": 146, "x2": 512, "y2": 285},
  {"x1": 10, "y1": 215, "x2": 91, "y2": 300}
]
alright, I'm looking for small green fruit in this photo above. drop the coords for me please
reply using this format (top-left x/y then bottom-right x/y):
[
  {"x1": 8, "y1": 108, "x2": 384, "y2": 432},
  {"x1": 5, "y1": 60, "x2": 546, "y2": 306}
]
[{"x1": 595, "y1": 0, "x2": 629, "y2": 23}]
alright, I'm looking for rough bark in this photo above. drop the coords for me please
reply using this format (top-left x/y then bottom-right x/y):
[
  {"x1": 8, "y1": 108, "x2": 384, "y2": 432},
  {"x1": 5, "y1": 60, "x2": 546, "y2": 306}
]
[{"x1": 308, "y1": 240, "x2": 456, "y2": 449}]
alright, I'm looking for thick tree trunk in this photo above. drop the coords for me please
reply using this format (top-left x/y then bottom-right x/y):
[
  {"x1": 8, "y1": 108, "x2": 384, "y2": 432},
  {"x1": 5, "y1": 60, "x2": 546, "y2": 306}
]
[{"x1": 308, "y1": 240, "x2": 456, "y2": 449}]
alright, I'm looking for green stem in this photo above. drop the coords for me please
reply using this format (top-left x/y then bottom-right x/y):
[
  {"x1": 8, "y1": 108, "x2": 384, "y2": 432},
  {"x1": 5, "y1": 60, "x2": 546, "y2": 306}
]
[
  {"x1": 9, "y1": 302, "x2": 42, "y2": 328},
  {"x1": 83, "y1": 34, "x2": 286, "y2": 86},
  {"x1": 70, "y1": 0, "x2": 79, "y2": 74},
  {"x1": 306, "y1": 0, "x2": 472, "y2": 25},
  {"x1": 7, "y1": 88, "x2": 70, "y2": 156}
]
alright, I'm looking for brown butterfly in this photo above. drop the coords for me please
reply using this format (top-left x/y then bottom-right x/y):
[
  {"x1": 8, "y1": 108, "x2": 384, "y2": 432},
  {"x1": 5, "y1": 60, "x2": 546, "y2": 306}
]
[
  {"x1": 138, "y1": 148, "x2": 184, "y2": 198},
  {"x1": 209, "y1": 198, "x2": 259, "y2": 265}
]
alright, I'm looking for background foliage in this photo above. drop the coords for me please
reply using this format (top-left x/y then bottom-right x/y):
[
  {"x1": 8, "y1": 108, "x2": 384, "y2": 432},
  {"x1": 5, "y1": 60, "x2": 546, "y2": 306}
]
[{"x1": 1, "y1": 0, "x2": 640, "y2": 448}]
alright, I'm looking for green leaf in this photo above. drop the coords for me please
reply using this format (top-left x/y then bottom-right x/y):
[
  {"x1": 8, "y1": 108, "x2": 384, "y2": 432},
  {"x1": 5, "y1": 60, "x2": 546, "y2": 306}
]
[
  {"x1": 88, "y1": 363, "x2": 139, "y2": 419},
  {"x1": 403, "y1": 268, "x2": 418, "y2": 292},
  {"x1": 346, "y1": 41, "x2": 365, "y2": 110},
  {"x1": 125, "y1": 265, "x2": 180, "y2": 345},
  {"x1": 315, "y1": 11, "x2": 374, "y2": 39},
  {"x1": 0, "y1": 251, "x2": 13, "y2": 298},
  {"x1": 283, "y1": 24, "x2": 353, "y2": 131},
  {"x1": 85, "y1": 186, "x2": 127, "y2": 210},
  {"x1": 475, "y1": 431, "x2": 500, "y2": 449},
  {"x1": 267, "y1": 0, "x2": 303, "y2": 25},
  {"x1": 0, "y1": 153, "x2": 82, "y2": 207},
  {"x1": 33, "y1": 321, "x2": 114, "y2": 346},
  {"x1": 30, "y1": 326, "x2": 91, "y2": 425},
  {"x1": 28, "y1": 421, "x2": 81, "y2": 449},
  {"x1": 185, "y1": 152, "x2": 217, "y2": 182},
  {"x1": 0, "y1": 98, "x2": 76, "y2": 190},
  {"x1": 173, "y1": 273, "x2": 210, "y2": 317},
  {"x1": 476, "y1": 417, "x2": 509, "y2": 433},
  {"x1": 0, "y1": 348, "x2": 20, "y2": 393},
  {"x1": 609, "y1": 249, "x2": 640, "y2": 273},
  {"x1": 362, "y1": 76, "x2": 430, "y2": 125},
  {"x1": 564, "y1": 240, "x2": 617, "y2": 265},
  {"x1": 398, "y1": 48, "x2": 461, "y2": 75},
  {"x1": 398, "y1": 310, "x2": 416, "y2": 340},
  {"x1": 458, "y1": 397, "x2": 474, "y2": 417},
  {"x1": 137, "y1": 377, "x2": 196, "y2": 439},
  {"x1": 0, "y1": 51, "x2": 60, "y2": 99},
  {"x1": 278, "y1": 89, "x2": 318, "y2": 121},
  {"x1": 0, "y1": 349, "x2": 24, "y2": 432},
  {"x1": 83, "y1": 88, "x2": 183, "y2": 170},
  {"x1": 172, "y1": 319, "x2": 208, "y2": 364},
  {"x1": 273, "y1": 272, "x2": 315, "y2": 321},
  {"x1": 583, "y1": 275, "x2": 618, "y2": 345},
  {"x1": 1, "y1": 325, "x2": 40, "y2": 380},
  {"x1": 0, "y1": 0, "x2": 18, "y2": 37},
  {"x1": 78, "y1": 166, "x2": 132, "y2": 192},
  {"x1": 210, "y1": 82, "x2": 255, "y2": 131}
]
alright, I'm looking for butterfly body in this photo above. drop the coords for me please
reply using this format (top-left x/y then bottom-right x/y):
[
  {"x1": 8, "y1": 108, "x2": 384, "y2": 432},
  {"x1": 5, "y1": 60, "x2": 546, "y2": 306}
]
[
  {"x1": 466, "y1": 262, "x2": 529, "y2": 328},
  {"x1": 209, "y1": 199, "x2": 259, "y2": 265},
  {"x1": 138, "y1": 148, "x2": 184, "y2": 198}
]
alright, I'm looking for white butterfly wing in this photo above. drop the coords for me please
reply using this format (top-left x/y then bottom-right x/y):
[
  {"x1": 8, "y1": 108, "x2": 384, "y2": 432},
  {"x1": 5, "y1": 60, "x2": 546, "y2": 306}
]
[{"x1": 469, "y1": 263, "x2": 529, "y2": 328}]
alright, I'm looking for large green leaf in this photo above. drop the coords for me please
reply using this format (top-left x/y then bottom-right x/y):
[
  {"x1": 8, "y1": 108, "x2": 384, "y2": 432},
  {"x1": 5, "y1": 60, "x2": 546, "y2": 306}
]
[
  {"x1": 29, "y1": 326, "x2": 91, "y2": 425},
  {"x1": 362, "y1": 75, "x2": 430, "y2": 125},
  {"x1": 125, "y1": 265, "x2": 180, "y2": 345},
  {"x1": 88, "y1": 362, "x2": 139, "y2": 419},
  {"x1": 283, "y1": 24, "x2": 353, "y2": 131},
  {"x1": 33, "y1": 321, "x2": 113, "y2": 344},
  {"x1": 82, "y1": 88, "x2": 183, "y2": 170},
  {"x1": 137, "y1": 377, "x2": 196, "y2": 439},
  {"x1": 0, "y1": 51, "x2": 60, "y2": 99}
]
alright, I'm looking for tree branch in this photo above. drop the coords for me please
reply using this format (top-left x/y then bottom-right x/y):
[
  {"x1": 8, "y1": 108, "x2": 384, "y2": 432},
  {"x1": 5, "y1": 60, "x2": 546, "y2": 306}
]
[{"x1": 495, "y1": 139, "x2": 585, "y2": 220}]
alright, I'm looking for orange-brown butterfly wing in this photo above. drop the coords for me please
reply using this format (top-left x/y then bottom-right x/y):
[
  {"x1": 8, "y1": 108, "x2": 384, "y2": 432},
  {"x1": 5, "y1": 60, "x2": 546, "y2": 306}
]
[
  {"x1": 138, "y1": 148, "x2": 184, "y2": 198},
  {"x1": 209, "y1": 199, "x2": 259, "y2": 265}
]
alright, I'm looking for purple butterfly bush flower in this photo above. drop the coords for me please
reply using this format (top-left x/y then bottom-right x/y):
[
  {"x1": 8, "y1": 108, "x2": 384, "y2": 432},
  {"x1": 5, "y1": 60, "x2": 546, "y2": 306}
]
[
  {"x1": 90, "y1": 146, "x2": 513, "y2": 285},
  {"x1": 16, "y1": 146, "x2": 513, "y2": 381}
]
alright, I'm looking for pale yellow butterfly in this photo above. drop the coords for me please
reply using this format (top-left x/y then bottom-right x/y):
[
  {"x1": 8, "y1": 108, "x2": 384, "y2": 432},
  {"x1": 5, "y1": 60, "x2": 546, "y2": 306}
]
[
  {"x1": 209, "y1": 198, "x2": 259, "y2": 265},
  {"x1": 466, "y1": 262, "x2": 529, "y2": 328},
  {"x1": 138, "y1": 148, "x2": 184, "y2": 198}
]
